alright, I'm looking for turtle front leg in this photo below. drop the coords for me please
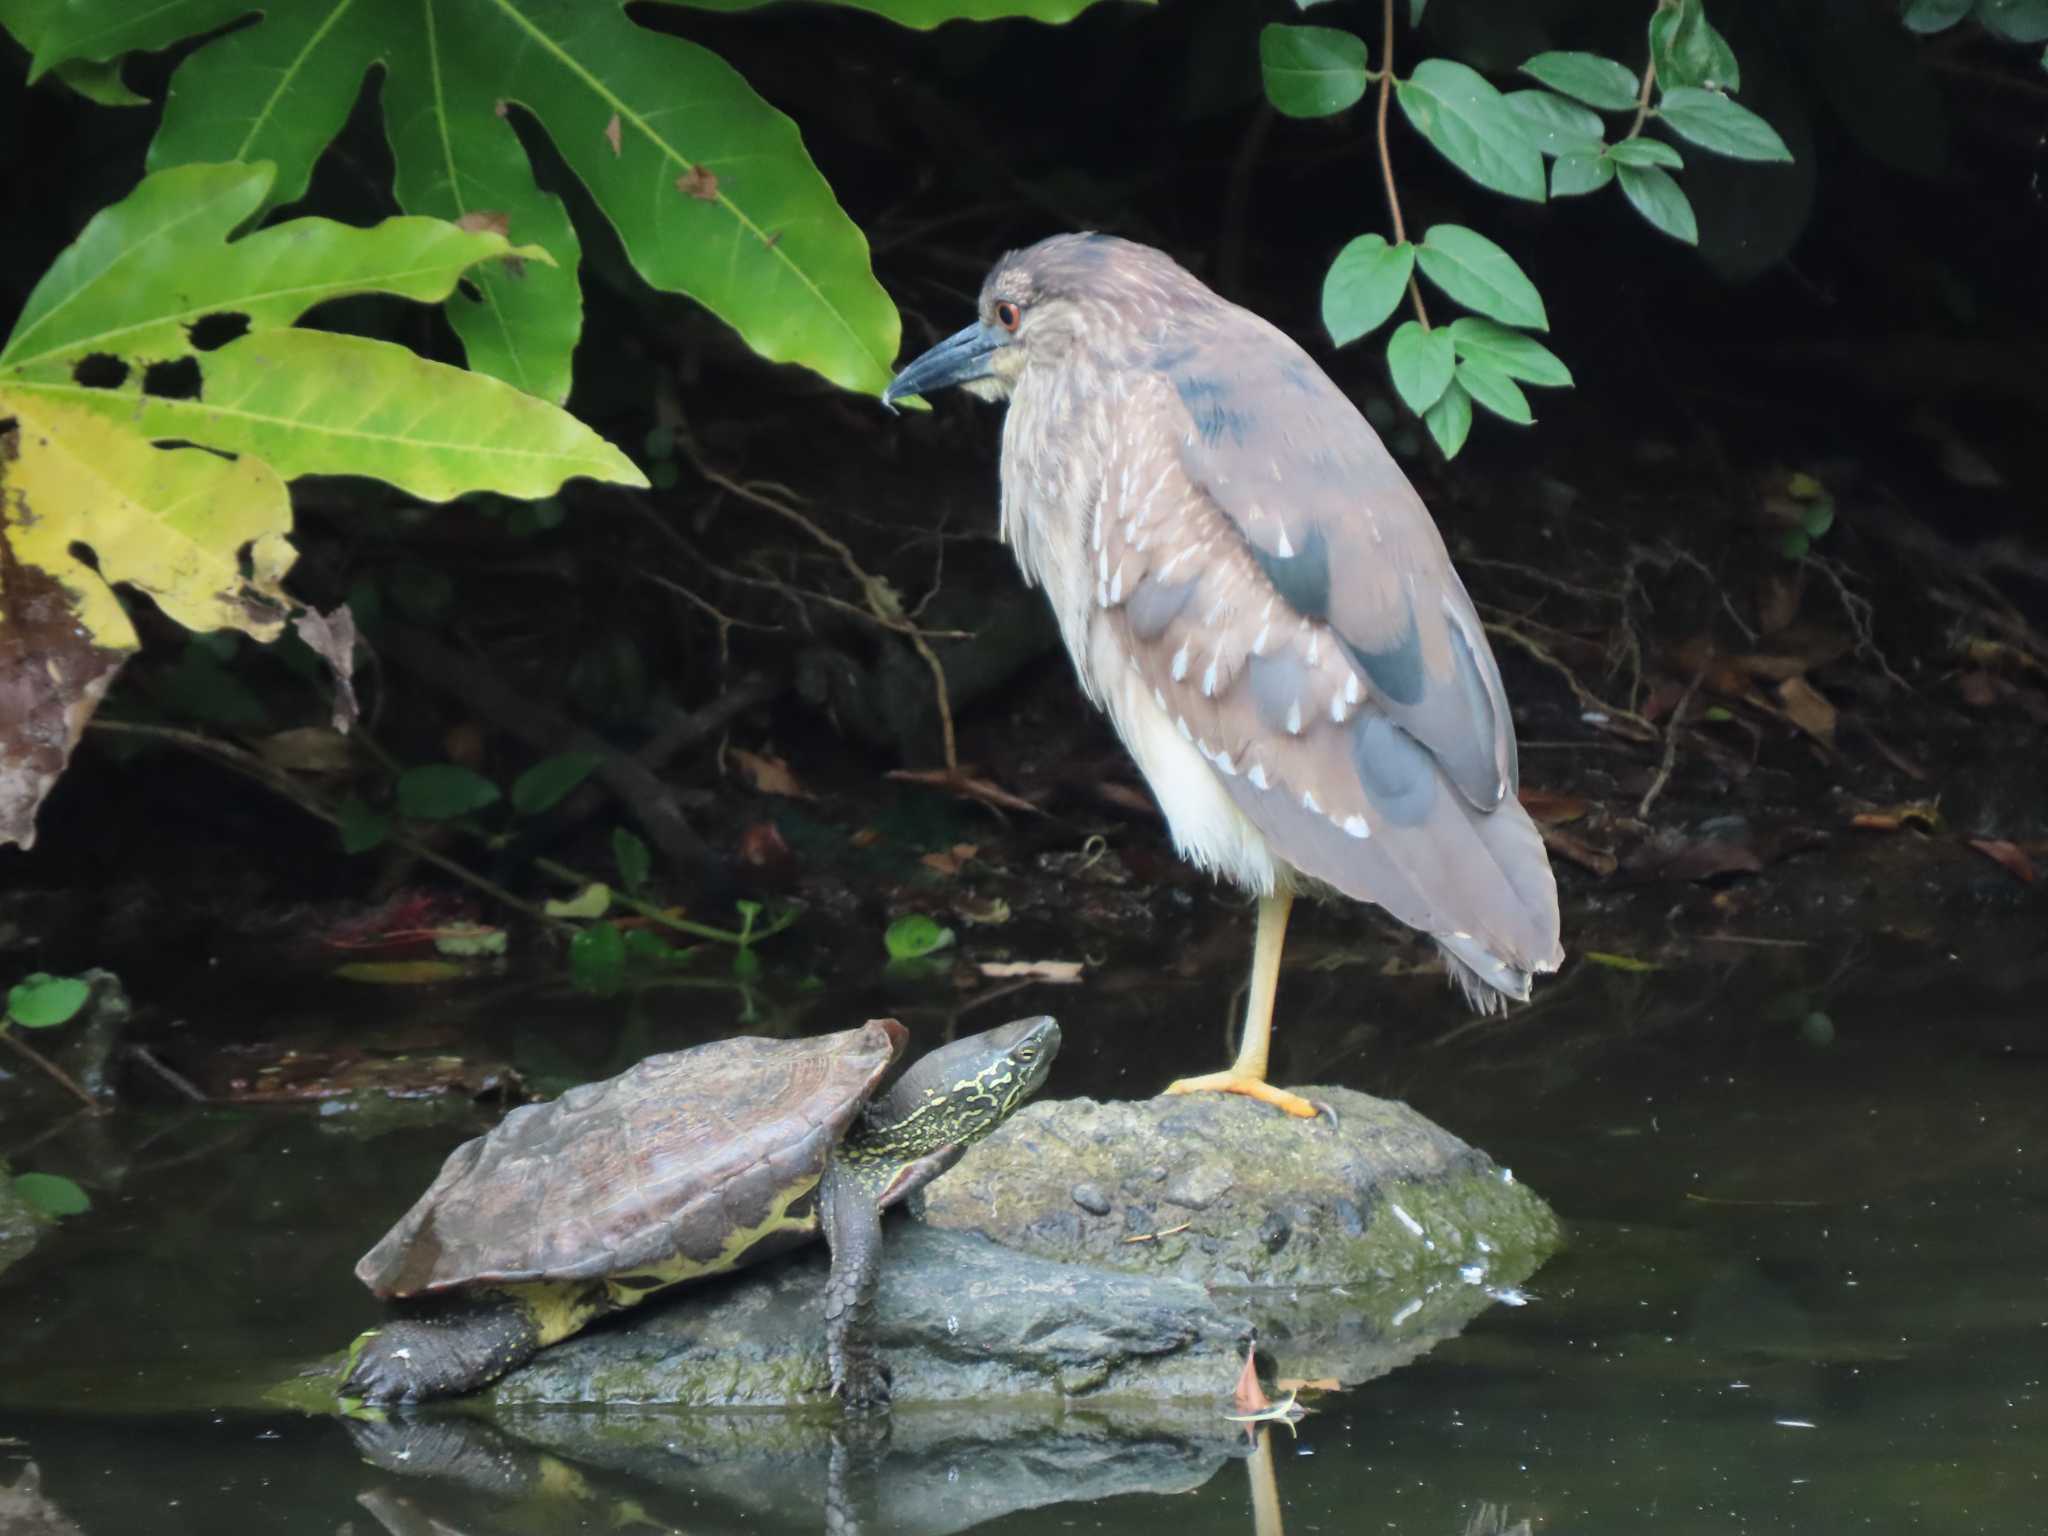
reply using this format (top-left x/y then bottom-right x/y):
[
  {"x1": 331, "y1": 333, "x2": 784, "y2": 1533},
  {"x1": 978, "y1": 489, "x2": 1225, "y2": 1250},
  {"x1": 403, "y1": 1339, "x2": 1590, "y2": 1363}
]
[{"x1": 819, "y1": 1159, "x2": 891, "y2": 1411}]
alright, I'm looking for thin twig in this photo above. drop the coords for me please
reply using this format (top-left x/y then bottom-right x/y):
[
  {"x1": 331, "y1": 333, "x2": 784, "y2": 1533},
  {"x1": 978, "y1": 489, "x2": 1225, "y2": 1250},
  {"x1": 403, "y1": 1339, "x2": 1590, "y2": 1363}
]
[
  {"x1": 1627, "y1": 57, "x2": 1658, "y2": 139},
  {"x1": 1375, "y1": 0, "x2": 1431, "y2": 330},
  {"x1": 1, "y1": 1029, "x2": 101, "y2": 1112},
  {"x1": 127, "y1": 1045, "x2": 208, "y2": 1103},
  {"x1": 1481, "y1": 620, "x2": 1659, "y2": 740},
  {"x1": 1637, "y1": 664, "x2": 1706, "y2": 820}
]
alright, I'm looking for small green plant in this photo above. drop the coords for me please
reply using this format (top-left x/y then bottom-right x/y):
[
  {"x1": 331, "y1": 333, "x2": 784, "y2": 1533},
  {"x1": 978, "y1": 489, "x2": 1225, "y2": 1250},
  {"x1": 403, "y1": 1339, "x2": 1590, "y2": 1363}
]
[
  {"x1": 3, "y1": 973, "x2": 97, "y2": 1214},
  {"x1": 1263, "y1": 0, "x2": 1792, "y2": 456}
]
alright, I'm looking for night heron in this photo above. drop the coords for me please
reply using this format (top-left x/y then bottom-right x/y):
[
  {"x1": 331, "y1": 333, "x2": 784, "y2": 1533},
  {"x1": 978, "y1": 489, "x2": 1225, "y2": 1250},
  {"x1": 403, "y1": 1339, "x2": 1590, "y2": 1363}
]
[{"x1": 885, "y1": 235, "x2": 1563, "y2": 1119}]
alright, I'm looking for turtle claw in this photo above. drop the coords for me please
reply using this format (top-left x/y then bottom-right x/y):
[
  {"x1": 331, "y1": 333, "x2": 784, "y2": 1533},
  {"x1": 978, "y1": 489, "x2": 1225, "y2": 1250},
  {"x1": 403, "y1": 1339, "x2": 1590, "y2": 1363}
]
[{"x1": 833, "y1": 1355, "x2": 894, "y2": 1415}]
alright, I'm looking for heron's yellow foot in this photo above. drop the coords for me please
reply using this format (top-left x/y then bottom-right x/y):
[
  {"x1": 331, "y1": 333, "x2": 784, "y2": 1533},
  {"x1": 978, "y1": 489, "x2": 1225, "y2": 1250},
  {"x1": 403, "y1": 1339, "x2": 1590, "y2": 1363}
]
[{"x1": 1163, "y1": 1072, "x2": 1321, "y2": 1119}]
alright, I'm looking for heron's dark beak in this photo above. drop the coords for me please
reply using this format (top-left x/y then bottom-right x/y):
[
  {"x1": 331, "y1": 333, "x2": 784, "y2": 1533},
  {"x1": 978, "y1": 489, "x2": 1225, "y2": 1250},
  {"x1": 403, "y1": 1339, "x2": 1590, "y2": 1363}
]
[{"x1": 882, "y1": 322, "x2": 1004, "y2": 413}]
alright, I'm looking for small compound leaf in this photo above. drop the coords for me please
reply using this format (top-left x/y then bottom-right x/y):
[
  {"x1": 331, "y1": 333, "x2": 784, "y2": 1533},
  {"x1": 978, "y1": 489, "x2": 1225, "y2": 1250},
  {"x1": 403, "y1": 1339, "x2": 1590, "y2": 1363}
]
[
  {"x1": 1447, "y1": 318, "x2": 1573, "y2": 387},
  {"x1": 6, "y1": 974, "x2": 91, "y2": 1029},
  {"x1": 1551, "y1": 151, "x2": 1615, "y2": 197},
  {"x1": 1657, "y1": 87, "x2": 1794, "y2": 162},
  {"x1": 1422, "y1": 379, "x2": 1473, "y2": 458},
  {"x1": 1322, "y1": 235, "x2": 1415, "y2": 346},
  {"x1": 1385, "y1": 320, "x2": 1456, "y2": 414},
  {"x1": 1415, "y1": 224, "x2": 1548, "y2": 329},
  {"x1": 511, "y1": 752, "x2": 602, "y2": 816},
  {"x1": 1606, "y1": 137, "x2": 1685, "y2": 169},
  {"x1": 1503, "y1": 89, "x2": 1604, "y2": 156},
  {"x1": 884, "y1": 913, "x2": 955, "y2": 961},
  {"x1": 1397, "y1": 59, "x2": 1548, "y2": 202},
  {"x1": 613, "y1": 827, "x2": 652, "y2": 890},
  {"x1": 1455, "y1": 358, "x2": 1534, "y2": 425},
  {"x1": 396, "y1": 764, "x2": 502, "y2": 821},
  {"x1": 1259, "y1": 24, "x2": 1371, "y2": 118},
  {"x1": 1617, "y1": 163, "x2": 1700, "y2": 243},
  {"x1": 12, "y1": 1172, "x2": 91, "y2": 1218},
  {"x1": 1519, "y1": 51, "x2": 1640, "y2": 112}
]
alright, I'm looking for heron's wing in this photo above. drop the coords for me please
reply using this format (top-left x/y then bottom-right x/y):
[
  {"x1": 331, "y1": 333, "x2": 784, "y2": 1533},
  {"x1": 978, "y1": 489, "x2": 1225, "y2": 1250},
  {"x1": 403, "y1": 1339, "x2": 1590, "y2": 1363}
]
[
  {"x1": 1149, "y1": 309, "x2": 1516, "y2": 811},
  {"x1": 1089, "y1": 369, "x2": 1560, "y2": 983}
]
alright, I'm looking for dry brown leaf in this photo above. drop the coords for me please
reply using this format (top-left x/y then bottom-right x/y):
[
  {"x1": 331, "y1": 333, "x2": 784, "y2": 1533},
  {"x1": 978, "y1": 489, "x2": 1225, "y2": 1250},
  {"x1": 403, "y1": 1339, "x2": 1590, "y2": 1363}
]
[
  {"x1": 1538, "y1": 821, "x2": 1617, "y2": 877},
  {"x1": 1231, "y1": 1343, "x2": 1271, "y2": 1416},
  {"x1": 256, "y1": 726, "x2": 353, "y2": 776},
  {"x1": 1968, "y1": 838, "x2": 2038, "y2": 884},
  {"x1": 1775, "y1": 675, "x2": 1837, "y2": 746},
  {"x1": 920, "y1": 843, "x2": 979, "y2": 876},
  {"x1": 603, "y1": 113, "x2": 622, "y2": 156},
  {"x1": 293, "y1": 604, "x2": 359, "y2": 731},
  {"x1": 1276, "y1": 1377, "x2": 1341, "y2": 1393},
  {"x1": 1095, "y1": 780, "x2": 1160, "y2": 816},
  {"x1": 454, "y1": 210, "x2": 510, "y2": 237},
  {"x1": 886, "y1": 766, "x2": 1043, "y2": 815},
  {"x1": 676, "y1": 165, "x2": 719, "y2": 200},
  {"x1": 977, "y1": 959, "x2": 1084, "y2": 983},
  {"x1": 849, "y1": 826, "x2": 882, "y2": 849},
  {"x1": 1849, "y1": 800, "x2": 1942, "y2": 834},
  {"x1": 730, "y1": 748, "x2": 810, "y2": 799},
  {"x1": 1518, "y1": 787, "x2": 1591, "y2": 825},
  {"x1": 736, "y1": 820, "x2": 792, "y2": 871}
]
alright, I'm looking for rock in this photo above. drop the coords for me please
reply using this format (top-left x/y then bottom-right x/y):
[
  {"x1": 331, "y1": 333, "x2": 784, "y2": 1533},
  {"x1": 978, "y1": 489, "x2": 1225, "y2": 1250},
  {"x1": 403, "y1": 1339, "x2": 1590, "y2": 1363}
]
[
  {"x1": 491, "y1": 1222, "x2": 1245, "y2": 1409},
  {"x1": 924, "y1": 1087, "x2": 1557, "y2": 1291}
]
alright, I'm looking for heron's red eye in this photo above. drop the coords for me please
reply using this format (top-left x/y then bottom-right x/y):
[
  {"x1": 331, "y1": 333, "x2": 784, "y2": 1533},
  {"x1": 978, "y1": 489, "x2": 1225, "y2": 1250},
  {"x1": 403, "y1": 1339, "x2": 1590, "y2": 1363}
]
[{"x1": 994, "y1": 301, "x2": 1021, "y2": 333}]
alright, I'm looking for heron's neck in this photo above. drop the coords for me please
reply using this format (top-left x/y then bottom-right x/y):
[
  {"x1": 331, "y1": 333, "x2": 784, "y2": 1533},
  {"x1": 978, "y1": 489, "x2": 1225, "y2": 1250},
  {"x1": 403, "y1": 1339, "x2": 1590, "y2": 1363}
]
[{"x1": 999, "y1": 367, "x2": 1113, "y2": 693}]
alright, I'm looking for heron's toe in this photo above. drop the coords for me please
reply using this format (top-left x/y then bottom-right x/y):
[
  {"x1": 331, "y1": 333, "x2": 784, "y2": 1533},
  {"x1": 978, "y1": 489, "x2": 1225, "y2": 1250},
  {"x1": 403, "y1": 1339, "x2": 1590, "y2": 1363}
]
[{"x1": 1162, "y1": 1071, "x2": 1323, "y2": 1119}]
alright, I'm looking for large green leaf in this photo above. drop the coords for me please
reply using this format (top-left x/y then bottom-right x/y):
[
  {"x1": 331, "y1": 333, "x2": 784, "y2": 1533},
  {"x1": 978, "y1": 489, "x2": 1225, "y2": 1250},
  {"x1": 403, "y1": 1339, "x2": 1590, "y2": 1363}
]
[
  {"x1": 1616, "y1": 163, "x2": 1699, "y2": 244},
  {"x1": 1503, "y1": 89, "x2": 1604, "y2": 157},
  {"x1": 1454, "y1": 358, "x2": 1532, "y2": 425},
  {"x1": 686, "y1": 0, "x2": 1130, "y2": 23},
  {"x1": 1550, "y1": 151, "x2": 1615, "y2": 197},
  {"x1": 1519, "y1": 51, "x2": 1639, "y2": 112},
  {"x1": 1384, "y1": 321, "x2": 1455, "y2": 415},
  {"x1": 1414, "y1": 224, "x2": 1548, "y2": 330},
  {"x1": 35, "y1": 0, "x2": 905, "y2": 400},
  {"x1": 1396, "y1": 59, "x2": 1547, "y2": 202},
  {"x1": 1606, "y1": 137, "x2": 1685, "y2": 169},
  {"x1": 1260, "y1": 24, "x2": 1371, "y2": 118},
  {"x1": 1658, "y1": 87, "x2": 1793, "y2": 162},
  {"x1": 1447, "y1": 318, "x2": 1572, "y2": 387},
  {"x1": 1322, "y1": 235, "x2": 1414, "y2": 346}
]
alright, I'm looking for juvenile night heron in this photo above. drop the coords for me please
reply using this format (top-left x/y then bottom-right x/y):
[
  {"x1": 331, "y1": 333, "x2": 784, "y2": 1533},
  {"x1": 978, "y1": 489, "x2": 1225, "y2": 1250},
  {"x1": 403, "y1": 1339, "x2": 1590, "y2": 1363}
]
[{"x1": 885, "y1": 235, "x2": 1563, "y2": 1119}]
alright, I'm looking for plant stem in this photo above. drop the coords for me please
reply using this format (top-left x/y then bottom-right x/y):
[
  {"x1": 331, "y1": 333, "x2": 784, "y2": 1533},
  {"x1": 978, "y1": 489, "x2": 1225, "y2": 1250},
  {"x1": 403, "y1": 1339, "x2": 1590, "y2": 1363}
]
[
  {"x1": 1, "y1": 1028, "x2": 101, "y2": 1113},
  {"x1": 1375, "y1": 0, "x2": 1431, "y2": 328},
  {"x1": 1628, "y1": 57, "x2": 1658, "y2": 139},
  {"x1": 530, "y1": 857, "x2": 796, "y2": 948}
]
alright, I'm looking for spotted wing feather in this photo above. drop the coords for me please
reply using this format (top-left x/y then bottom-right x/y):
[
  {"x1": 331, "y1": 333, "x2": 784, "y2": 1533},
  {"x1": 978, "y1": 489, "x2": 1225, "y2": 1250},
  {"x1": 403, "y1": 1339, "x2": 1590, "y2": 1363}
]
[
  {"x1": 1088, "y1": 366, "x2": 1560, "y2": 993},
  {"x1": 355, "y1": 1021, "x2": 905, "y2": 1297}
]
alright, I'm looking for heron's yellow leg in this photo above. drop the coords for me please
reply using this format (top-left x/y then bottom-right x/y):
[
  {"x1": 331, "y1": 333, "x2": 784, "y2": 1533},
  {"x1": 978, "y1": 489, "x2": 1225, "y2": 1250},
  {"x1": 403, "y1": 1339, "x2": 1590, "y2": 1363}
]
[{"x1": 1165, "y1": 890, "x2": 1318, "y2": 1118}]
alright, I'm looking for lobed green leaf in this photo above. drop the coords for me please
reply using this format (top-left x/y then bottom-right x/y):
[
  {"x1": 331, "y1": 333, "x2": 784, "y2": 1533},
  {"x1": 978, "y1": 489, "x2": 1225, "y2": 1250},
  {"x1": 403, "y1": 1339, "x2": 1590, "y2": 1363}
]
[
  {"x1": 1398, "y1": 59, "x2": 1548, "y2": 202},
  {"x1": 1617, "y1": 163, "x2": 1700, "y2": 243},
  {"x1": 1385, "y1": 321, "x2": 1455, "y2": 415},
  {"x1": 1322, "y1": 235, "x2": 1414, "y2": 346},
  {"x1": 1519, "y1": 51, "x2": 1640, "y2": 112},
  {"x1": 1260, "y1": 24, "x2": 1371, "y2": 118},
  {"x1": 1415, "y1": 224, "x2": 1548, "y2": 330}
]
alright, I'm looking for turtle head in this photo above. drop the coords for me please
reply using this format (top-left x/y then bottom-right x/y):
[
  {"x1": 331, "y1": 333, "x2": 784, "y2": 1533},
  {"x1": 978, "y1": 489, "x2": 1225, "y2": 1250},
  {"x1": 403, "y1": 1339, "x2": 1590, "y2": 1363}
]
[{"x1": 867, "y1": 1016, "x2": 1060, "y2": 1156}]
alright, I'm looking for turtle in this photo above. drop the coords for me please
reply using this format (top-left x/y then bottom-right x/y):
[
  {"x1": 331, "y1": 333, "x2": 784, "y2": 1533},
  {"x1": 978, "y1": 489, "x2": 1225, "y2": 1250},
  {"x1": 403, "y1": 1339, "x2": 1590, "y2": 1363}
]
[{"x1": 340, "y1": 1014, "x2": 1059, "y2": 1406}]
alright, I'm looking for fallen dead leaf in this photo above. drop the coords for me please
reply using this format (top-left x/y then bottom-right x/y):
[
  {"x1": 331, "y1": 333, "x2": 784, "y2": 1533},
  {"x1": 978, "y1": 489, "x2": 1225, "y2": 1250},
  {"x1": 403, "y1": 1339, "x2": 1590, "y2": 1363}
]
[
  {"x1": 730, "y1": 748, "x2": 810, "y2": 798},
  {"x1": 736, "y1": 820, "x2": 793, "y2": 871},
  {"x1": 1626, "y1": 830, "x2": 1766, "y2": 883},
  {"x1": 1517, "y1": 787, "x2": 1591, "y2": 825},
  {"x1": 293, "y1": 604, "x2": 359, "y2": 731},
  {"x1": 1276, "y1": 1377, "x2": 1341, "y2": 1393},
  {"x1": 887, "y1": 766, "x2": 1043, "y2": 816},
  {"x1": 603, "y1": 113, "x2": 622, "y2": 156},
  {"x1": 1095, "y1": 780, "x2": 1160, "y2": 816},
  {"x1": 920, "y1": 843, "x2": 979, "y2": 876},
  {"x1": 1232, "y1": 1341, "x2": 1271, "y2": 1416},
  {"x1": 1775, "y1": 675, "x2": 1837, "y2": 746},
  {"x1": 1849, "y1": 799, "x2": 1942, "y2": 834},
  {"x1": 256, "y1": 726, "x2": 353, "y2": 776},
  {"x1": 977, "y1": 959, "x2": 1084, "y2": 983},
  {"x1": 676, "y1": 165, "x2": 719, "y2": 200},
  {"x1": 1968, "y1": 838, "x2": 2038, "y2": 884},
  {"x1": 1538, "y1": 821, "x2": 1617, "y2": 877}
]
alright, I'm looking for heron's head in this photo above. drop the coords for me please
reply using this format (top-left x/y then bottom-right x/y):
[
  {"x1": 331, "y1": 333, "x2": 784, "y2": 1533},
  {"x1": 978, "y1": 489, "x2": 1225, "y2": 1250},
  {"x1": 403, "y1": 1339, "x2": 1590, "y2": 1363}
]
[{"x1": 883, "y1": 233, "x2": 1208, "y2": 411}]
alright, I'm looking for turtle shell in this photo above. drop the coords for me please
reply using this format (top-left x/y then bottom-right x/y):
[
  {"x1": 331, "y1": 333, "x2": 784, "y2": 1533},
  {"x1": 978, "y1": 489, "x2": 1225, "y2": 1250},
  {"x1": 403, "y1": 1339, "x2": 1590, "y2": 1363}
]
[{"x1": 355, "y1": 1020, "x2": 906, "y2": 1299}]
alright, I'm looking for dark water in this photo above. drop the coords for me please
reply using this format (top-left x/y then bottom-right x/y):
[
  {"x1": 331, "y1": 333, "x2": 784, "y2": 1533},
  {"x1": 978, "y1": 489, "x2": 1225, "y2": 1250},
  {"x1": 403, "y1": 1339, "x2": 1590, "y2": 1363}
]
[{"x1": 3, "y1": 917, "x2": 2041, "y2": 1535}]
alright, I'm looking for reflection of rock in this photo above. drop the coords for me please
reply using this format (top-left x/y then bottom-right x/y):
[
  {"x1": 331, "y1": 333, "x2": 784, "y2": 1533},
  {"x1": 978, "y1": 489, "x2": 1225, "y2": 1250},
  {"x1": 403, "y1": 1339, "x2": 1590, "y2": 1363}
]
[
  {"x1": 478, "y1": 1088, "x2": 1556, "y2": 1408},
  {"x1": 357, "y1": 1402, "x2": 1237, "y2": 1536},
  {"x1": 493, "y1": 1222, "x2": 1244, "y2": 1407}
]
